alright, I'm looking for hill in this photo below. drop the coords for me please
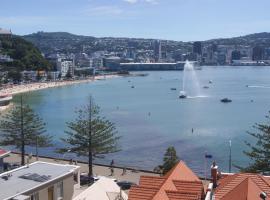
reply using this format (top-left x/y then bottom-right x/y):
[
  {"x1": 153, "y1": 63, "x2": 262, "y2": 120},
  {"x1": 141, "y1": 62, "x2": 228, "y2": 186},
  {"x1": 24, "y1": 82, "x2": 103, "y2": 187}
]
[
  {"x1": 204, "y1": 32, "x2": 270, "y2": 46},
  {"x1": 23, "y1": 32, "x2": 270, "y2": 56},
  {"x1": 0, "y1": 35, "x2": 52, "y2": 72}
]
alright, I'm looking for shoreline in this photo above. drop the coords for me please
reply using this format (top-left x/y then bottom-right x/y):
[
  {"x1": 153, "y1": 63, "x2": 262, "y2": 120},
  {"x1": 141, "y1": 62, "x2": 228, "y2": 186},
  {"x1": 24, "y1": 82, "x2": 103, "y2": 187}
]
[{"x1": 0, "y1": 74, "x2": 120, "y2": 96}]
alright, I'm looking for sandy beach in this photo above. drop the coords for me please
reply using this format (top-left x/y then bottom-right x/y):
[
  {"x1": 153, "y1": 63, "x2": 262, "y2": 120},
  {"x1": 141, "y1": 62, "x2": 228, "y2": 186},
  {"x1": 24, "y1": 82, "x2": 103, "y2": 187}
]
[{"x1": 0, "y1": 75, "x2": 119, "y2": 96}]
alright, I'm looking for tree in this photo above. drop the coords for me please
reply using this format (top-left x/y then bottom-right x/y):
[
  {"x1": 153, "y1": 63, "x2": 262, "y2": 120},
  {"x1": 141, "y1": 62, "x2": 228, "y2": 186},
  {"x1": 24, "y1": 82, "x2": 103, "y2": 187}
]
[
  {"x1": 65, "y1": 68, "x2": 72, "y2": 79},
  {"x1": 0, "y1": 95, "x2": 52, "y2": 165},
  {"x1": 235, "y1": 112, "x2": 270, "y2": 173},
  {"x1": 154, "y1": 146, "x2": 179, "y2": 175},
  {"x1": 59, "y1": 96, "x2": 121, "y2": 177}
]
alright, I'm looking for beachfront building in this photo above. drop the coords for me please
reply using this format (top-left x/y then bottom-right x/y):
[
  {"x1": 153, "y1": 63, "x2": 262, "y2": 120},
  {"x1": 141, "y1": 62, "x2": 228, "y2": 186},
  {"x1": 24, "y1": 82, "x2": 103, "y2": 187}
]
[
  {"x1": 0, "y1": 161, "x2": 80, "y2": 200},
  {"x1": 128, "y1": 161, "x2": 205, "y2": 200},
  {"x1": 205, "y1": 162, "x2": 270, "y2": 200},
  {"x1": 73, "y1": 176, "x2": 128, "y2": 200},
  {"x1": 0, "y1": 149, "x2": 10, "y2": 173},
  {"x1": 57, "y1": 58, "x2": 75, "y2": 77}
]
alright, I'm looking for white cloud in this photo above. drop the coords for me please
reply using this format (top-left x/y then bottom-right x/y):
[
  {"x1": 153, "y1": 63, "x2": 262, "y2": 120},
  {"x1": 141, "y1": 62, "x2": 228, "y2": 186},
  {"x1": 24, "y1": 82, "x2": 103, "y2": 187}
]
[
  {"x1": 84, "y1": 6, "x2": 123, "y2": 16},
  {"x1": 123, "y1": 0, "x2": 138, "y2": 4},
  {"x1": 123, "y1": 0, "x2": 158, "y2": 4}
]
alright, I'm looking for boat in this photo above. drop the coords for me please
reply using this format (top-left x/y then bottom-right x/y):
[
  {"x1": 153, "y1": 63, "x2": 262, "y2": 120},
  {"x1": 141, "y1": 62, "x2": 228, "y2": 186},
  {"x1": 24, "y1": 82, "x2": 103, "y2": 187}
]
[
  {"x1": 209, "y1": 80, "x2": 213, "y2": 84},
  {"x1": 220, "y1": 98, "x2": 232, "y2": 103},
  {"x1": 0, "y1": 94, "x2": 12, "y2": 106},
  {"x1": 179, "y1": 91, "x2": 187, "y2": 99},
  {"x1": 203, "y1": 86, "x2": 209, "y2": 89},
  {"x1": 131, "y1": 86, "x2": 135, "y2": 88},
  {"x1": 171, "y1": 88, "x2": 177, "y2": 91}
]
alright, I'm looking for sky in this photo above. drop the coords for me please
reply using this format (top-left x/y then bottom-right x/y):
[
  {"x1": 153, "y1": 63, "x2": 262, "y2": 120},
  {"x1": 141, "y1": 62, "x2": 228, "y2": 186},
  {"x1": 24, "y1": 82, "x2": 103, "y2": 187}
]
[{"x1": 1, "y1": 0, "x2": 270, "y2": 41}]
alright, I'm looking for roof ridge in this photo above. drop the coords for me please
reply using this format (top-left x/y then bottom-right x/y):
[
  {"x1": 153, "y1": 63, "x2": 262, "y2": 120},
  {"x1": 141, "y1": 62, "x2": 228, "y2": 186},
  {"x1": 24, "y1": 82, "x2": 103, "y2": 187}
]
[{"x1": 217, "y1": 175, "x2": 248, "y2": 199}]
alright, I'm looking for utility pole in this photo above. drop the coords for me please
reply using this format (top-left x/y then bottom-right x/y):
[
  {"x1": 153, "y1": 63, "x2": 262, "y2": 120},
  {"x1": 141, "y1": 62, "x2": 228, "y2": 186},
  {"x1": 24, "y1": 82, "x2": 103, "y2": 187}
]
[
  {"x1": 20, "y1": 95, "x2": 25, "y2": 166},
  {"x1": 229, "y1": 140, "x2": 232, "y2": 173},
  {"x1": 88, "y1": 97, "x2": 93, "y2": 178}
]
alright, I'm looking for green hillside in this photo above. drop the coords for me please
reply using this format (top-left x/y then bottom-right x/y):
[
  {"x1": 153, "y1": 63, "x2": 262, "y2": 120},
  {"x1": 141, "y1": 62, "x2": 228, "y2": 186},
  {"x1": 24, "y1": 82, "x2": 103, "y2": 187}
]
[{"x1": 0, "y1": 35, "x2": 52, "y2": 72}]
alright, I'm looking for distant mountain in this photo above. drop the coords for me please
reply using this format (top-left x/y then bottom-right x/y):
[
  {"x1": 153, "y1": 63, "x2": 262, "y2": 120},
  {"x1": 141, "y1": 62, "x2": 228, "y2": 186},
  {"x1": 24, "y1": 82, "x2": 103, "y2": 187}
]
[
  {"x1": 23, "y1": 31, "x2": 96, "y2": 55},
  {"x1": 0, "y1": 35, "x2": 52, "y2": 71},
  {"x1": 204, "y1": 32, "x2": 270, "y2": 46},
  {"x1": 22, "y1": 32, "x2": 186, "y2": 55},
  {"x1": 22, "y1": 32, "x2": 270, "y2": 56}
]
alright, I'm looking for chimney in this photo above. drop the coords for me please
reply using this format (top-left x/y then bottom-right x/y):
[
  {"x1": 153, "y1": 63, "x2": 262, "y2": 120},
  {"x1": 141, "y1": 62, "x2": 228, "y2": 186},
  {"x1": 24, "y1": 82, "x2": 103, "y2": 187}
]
[{"x1": 211, "y1": 161, "x2": 218, "y2": 188}]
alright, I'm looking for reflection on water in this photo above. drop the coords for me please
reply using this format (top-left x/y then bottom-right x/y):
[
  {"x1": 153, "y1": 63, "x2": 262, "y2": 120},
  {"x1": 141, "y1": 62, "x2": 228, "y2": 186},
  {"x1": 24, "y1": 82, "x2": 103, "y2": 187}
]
[{"x1": 10, "y1": 66, "x2": 270, "y2": 175}]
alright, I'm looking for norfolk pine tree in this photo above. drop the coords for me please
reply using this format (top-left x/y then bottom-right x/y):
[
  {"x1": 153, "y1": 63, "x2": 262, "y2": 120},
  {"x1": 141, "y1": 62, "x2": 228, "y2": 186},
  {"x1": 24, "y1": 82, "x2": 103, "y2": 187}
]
[
  {"x1": 60, "y1": 96, "x2": 121, "y2": 177},
  {"x1": 0, "y1": 95, "x2": 52, "y2": 165},
  {"x1": 154, "y1": 146, "x2": 179, "y2": 175},
  {"x1": 236, "y1": 111, "x2": 270, "y2": 173}
]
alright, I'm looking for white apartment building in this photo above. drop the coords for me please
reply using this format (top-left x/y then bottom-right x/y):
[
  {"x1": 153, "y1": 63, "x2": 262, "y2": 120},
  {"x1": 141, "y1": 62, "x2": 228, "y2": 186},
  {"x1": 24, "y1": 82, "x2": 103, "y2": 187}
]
[
  {"x1": 0, "y1": 161, "x2": 80, "y2": 200},
  {"x1": 57, "y1": 59, "x2": 74, "y2": 77}
]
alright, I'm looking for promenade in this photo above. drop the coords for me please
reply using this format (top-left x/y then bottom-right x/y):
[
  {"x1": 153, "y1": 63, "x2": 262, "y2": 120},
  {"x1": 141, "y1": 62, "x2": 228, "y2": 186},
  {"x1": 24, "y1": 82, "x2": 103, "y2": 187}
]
[{"x1": 5, "y1": 153, "x2": 160, "y2": 184}]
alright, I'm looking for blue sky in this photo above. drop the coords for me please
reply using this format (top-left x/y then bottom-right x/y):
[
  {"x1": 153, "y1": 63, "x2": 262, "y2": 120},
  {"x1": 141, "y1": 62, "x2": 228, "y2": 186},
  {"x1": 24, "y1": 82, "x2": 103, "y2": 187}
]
[{"x1": 1, "y1": 0, "x2": 270, "y2": 41}]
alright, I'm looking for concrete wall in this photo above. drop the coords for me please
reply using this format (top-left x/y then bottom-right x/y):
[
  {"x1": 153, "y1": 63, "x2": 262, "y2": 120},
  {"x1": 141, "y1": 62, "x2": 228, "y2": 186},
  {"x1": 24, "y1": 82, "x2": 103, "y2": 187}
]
[
  {"x1": 26, "y1": 175, "x2": 75, "y2": 200},
  {"x1": 38, "y1": 187, "x2": 48, "y2": 200}
]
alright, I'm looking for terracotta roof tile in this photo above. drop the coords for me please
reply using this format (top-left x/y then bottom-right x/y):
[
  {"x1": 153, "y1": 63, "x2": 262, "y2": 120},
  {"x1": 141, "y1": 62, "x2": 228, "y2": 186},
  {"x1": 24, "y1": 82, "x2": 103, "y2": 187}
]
[
  {"x1": 139, "y1": 176, "x2": 166, "y2": 188},
  {"x1": 166, "y1": 190, "x2": 200, "y2": 200},
  {"x1": 129, "y1": 161, "x2": 204, "y2": 200},
  {"x1": 214, "y1": 173, "x2": 270, "y2": 200}
]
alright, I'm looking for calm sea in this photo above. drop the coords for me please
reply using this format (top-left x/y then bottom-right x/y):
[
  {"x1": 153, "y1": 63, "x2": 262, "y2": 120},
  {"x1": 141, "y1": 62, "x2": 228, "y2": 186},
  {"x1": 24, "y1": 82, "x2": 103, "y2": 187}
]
[{"x1": 12, "y1": 66, "x2": 270, "y2": 176}]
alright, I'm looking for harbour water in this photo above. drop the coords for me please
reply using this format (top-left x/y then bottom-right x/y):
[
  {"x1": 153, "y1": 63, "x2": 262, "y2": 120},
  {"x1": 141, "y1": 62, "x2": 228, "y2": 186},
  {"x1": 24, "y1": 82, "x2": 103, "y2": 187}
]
[{"x1": 12, "y1": 66, "x2": 270, "y2": 176}]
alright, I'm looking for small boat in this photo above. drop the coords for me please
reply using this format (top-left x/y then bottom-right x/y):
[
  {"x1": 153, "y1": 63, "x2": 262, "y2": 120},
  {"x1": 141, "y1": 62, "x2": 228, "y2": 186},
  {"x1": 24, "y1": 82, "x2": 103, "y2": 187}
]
[
  {"x1": 220, "y1": 98, "x2": 232, "y2": 103},
  {"x1": 171, "y1": 88, "x2": 177, "y2": 91},
  {"x1": 131, "y1": 86, "x2": 135, "y2": 88},
  {"x1": 203, "y1": 86, "x2": 209, "y2": 89},
  {"x1": 209, "y1": 80, "x2": 213, "y2": 84},
  {"x1": 179, "y1": 91, "x2": 187, "y2": 99}
]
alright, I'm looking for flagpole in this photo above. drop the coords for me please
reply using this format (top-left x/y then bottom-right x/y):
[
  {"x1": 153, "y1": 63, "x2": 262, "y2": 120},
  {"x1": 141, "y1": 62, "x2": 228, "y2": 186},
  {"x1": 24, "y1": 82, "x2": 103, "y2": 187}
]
[{"x1": 229, "y1": 140, "x2": 232, "y2": 173}]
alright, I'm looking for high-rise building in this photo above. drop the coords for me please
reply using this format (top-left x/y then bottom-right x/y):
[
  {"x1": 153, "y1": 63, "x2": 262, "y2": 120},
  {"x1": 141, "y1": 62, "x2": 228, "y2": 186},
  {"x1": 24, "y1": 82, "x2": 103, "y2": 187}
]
[
  {"x1": 56, "y1": 58, "x2": 75, "y2": 77},
  {"x1": 252, "y1": 46, "x2": 264, "y2": 61},
  {"x1": 153, "y1": 40, "x2": 162, "y2": 62},
  {"x1": 231, "y1": 50, "x2": 241, "y2": 61},
  {"x1": 193, "y1": 41, "x2": 202, "y2": 55}
]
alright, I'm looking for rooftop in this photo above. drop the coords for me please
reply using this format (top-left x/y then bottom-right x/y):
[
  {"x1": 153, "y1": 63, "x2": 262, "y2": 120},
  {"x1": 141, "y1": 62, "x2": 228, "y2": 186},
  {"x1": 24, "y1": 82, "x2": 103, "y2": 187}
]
[
  {"x1": 128, "y1": 161, "x2": 204, "y2": 200},
  {"x1": 0, "y1": 149, "x2": 10, "y2": 159},
  {"x1": 73, "y1": 176, "x2": 128, "y2": 200},
  {"x1": 214, "y1": 173, "x2": 270, "y2": 200},
  {"x1": 0, "y1": 161, "x2": 80, "y2": 200}
]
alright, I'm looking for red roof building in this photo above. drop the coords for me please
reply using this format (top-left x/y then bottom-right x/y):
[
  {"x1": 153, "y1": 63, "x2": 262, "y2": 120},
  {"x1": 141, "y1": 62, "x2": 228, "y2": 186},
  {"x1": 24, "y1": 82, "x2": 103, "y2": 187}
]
[
  {"x1": 128, "y1": 161, "x2": 205, "y2": 200},
  {"x1": 212, "y1": 173, "x2": 270, "y2": 200}
]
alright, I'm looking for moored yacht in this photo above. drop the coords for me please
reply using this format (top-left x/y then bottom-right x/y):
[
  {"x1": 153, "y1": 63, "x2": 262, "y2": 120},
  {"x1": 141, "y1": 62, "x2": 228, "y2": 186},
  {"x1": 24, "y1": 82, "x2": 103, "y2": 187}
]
[{"x1": 179, "y1": 91, "x2": 187, "y2": 99}]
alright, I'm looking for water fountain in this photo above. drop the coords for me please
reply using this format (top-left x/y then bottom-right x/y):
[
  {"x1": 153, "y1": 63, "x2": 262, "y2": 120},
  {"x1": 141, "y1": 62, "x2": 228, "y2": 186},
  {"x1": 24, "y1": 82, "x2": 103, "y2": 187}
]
[{"x1": 179, "y1": 60, "x2": 201, "y2": 99}]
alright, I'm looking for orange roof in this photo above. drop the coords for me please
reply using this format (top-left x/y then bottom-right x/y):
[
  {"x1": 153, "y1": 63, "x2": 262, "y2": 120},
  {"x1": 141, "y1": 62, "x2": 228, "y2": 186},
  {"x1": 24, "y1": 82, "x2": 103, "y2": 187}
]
[
  {"x1": 128, "y1": 161, "x2": 204, "y2": 200},
  {"x1": 214, "y1": 173, "x2": 270, "y2": 200}
]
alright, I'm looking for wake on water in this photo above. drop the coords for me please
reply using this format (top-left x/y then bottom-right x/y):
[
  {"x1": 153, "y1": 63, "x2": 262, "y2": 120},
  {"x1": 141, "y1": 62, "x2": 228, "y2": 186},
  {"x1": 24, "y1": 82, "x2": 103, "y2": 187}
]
[{"x1": 247, "y1": 85, "x2": 270, "y2": 89}]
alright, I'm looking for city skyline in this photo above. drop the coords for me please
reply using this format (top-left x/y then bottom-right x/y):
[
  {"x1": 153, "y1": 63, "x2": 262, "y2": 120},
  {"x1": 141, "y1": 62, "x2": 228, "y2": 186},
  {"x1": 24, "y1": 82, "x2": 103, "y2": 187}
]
[{"x1": 1, "y1": 0, "x2": 270, "y2": 41}]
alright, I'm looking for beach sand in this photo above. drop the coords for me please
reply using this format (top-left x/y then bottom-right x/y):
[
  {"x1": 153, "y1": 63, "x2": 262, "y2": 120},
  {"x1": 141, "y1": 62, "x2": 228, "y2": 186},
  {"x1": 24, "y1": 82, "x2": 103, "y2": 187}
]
[
  {"x1": 0, "y1": 75, "x2": 119, "y2": 96},
  {"x1": 0, "y1": 75, "x2": 119, "y2": 112}
]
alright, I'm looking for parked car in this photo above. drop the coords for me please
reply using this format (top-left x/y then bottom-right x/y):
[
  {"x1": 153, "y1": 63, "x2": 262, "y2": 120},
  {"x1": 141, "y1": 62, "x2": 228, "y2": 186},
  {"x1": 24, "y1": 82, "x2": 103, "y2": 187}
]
[
  {"x1": 80, "y1": 174, "x2": 99, "y2": 186},
  {"x1": 117, "y1": 181, "x2": 136, "y2": 190}
]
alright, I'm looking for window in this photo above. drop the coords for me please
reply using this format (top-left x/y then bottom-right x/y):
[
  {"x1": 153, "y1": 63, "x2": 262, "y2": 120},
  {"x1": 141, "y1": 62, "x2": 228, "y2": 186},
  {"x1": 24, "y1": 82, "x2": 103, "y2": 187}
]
[
  {"x1": 56, "y1": 181, "x2": 64, "y2": 200},
  {"x1": 30, "y1": 192, "x2": 39, "y2": 200}
]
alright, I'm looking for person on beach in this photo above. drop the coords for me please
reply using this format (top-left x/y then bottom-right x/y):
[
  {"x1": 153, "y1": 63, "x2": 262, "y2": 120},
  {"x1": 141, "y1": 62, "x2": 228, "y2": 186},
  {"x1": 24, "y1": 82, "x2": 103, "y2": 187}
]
[
  {"x1": 110, "y1": 159, "x2": 114, "y2": 166},
  {"x1": 110, "y1": 159, "x2": 115, "y2": 176},
  {"x1": 110, "y1": 167, "x2": 114, "y2": 176},
  {"x1": 122, "y1": 167, "x2": 127, "y2": 175}
]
